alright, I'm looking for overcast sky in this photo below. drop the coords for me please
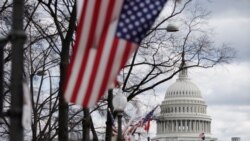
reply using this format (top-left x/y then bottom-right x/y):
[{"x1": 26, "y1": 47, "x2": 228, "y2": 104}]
[
  {"x1": 193, "y1": 1, "x2": 250, "y2": 141},
  {"x1": 150, "y1": 0, "x2": 250, "y2": 141}
]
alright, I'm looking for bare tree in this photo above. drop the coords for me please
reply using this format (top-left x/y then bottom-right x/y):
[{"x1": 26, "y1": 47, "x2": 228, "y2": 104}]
[
  {"x1": 120, "y1": 0, "x2": 235, "y2": 101},
  {"x1": 0, "y1": 0, "x2": 236, "y2": 141},
  {"x1": 105, "y1": 0, "x2": 235, "y2": 140}
]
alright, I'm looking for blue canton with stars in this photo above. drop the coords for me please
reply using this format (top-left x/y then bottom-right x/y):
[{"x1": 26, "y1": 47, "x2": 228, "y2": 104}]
[{"x1": 116, "y1": 0, "x2": 167, "y2": 44}]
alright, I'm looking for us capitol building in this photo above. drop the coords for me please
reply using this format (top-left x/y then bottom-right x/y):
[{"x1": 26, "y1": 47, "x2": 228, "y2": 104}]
[{"x1": 152, "y1": 68, "x2": 217, "y2": 141}]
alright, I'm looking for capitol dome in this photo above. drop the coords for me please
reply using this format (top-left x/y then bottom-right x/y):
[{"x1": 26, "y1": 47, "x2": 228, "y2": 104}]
[
  {"x1": 164, "y1": 68, "x2": 204, "y2": 101},
  {"x1": 152, "y1": 68, "x2": 217, "y2": 141}
]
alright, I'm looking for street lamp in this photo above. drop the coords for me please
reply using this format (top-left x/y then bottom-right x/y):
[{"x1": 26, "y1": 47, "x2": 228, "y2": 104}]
[
  {"x1": 146, "y1": 24, "x2": 179, "y2": 37},
  {"x1": 154, "y1": 24, "x2": 179, "y2": 32},
  {"x1": 136, "y1": 127, "x2": 144, "y2": 141},
  {"x1": 166, "y1": 24, "x2": 179, "y2": 32},
  {"x1": 36, "y1": 69, "x2": 53, "y2": 140},
  {"x1": 112, "y1": 93, "x2": 127, "y2": 141}
]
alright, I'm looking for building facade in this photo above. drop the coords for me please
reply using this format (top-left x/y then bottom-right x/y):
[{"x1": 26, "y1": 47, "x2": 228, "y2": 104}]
[
  {"x1": 152, "y1": 69, "x2": 216, "y2": 141},
  {"x1": 231, "y1": 137, "x2": 241, "y2": 141}
]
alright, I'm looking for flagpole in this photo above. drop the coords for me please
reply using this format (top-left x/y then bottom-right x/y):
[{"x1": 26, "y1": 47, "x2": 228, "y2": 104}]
[{"x1": 9, "y1": 0, "x2": 26, "y2": 140}]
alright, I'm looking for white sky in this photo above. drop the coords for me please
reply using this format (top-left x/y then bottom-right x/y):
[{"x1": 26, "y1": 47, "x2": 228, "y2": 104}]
[
  {"x1": 192, "y1": 1, "x2": 250, "y2": 140},
  {"x1": 150, "y1": 0, "x2": 250, "y2": 141}
]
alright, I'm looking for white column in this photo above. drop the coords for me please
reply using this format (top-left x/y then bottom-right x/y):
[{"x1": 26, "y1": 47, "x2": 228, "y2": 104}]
[
  {"x1": 192, "y1": 120, "x2": 195, "y2": 132},
  {"x1": 201, "y1": 121, "x2": 203, "y2": 132},
  {"x1": 200, "y1": 121, "x2": 202, "y2": 132},
  {"x1": 159, "y1": 121, "x2": 161, "y2": 134},
  {"x1": 162, "y1": 121, "x2": 166, "y2": 133},
  {"x1": 161, "y1": 121, "x2": 163, "y2": 133},
  {"x1": 167, "y1": 121, "x2": 170, "y2": 132},
  {"x1": 209, "y1": 122, "x2": 211, "y2": 133},
  {"x1": 176, "y1": 120, "x2": 178, "y2": 132},
  {"x1": 158, "y1": 121, "x2": 160, "y2": 133},
  {"x1": 167, "y1": 121, "x2": 169, "y2": 133},
  {"x1": 164, "y1": 121, "x2": 166, "y2": 133},
  {"x1": 205, "y1": 121, "x2": 208, "y2": 132},
  {"x1": 204, "y1": 121, "x2": 206, "y2": 132},
  {"x1": 188, "y1": 120, "x2": 190, "y2": 132},
  {"x1": 189, "y1": 120, "x2": 192, "y2": 132},
  {"x1": 165, "y1": 121, "x2": 168, "y2": 133},
  {"x1": 180, "y1": 120, "x2": 183, "y2": 132},
  {"x1": 157, "y1": 121, "x2": 159, "y2": 133},
  {"x1": 193, "y1": 120, "x2": 196, "y2": 132},
  {"x1": 207, "y1": 122, "x2": 209, "y2": 133},
  {"x1": 196, "y1": 120, "x2": 198, "y2": 132},
  {"x1": 172, "y1": 120, "x2": 174, "y2": 132},
  {"x1": 202, "y1": 121, "x2": 204, "y2": 132},
  {"x1": 185, "y1": 120, "x2": 188, "y2": 132},
  {"x1": 198, "y1": 121, "x2": 201, "y2": 132},
  {"x1": 203, "y1": 121, "x2": 205, "y2": 132}
]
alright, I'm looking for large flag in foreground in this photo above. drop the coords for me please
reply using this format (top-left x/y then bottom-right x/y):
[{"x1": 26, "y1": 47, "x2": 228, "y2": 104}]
[{"x1": 64, "y1": 0, "x2": 168, "y2": 107}]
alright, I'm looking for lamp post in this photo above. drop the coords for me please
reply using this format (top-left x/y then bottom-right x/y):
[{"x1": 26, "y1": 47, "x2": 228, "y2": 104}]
[
  {"x1": 9, "y1": 0, "x2": 26, "y2": 140},
  {"x1": 112, "y1": 93, "x2": 127, "y2": 141},
  {"x1": 36, "y1": 69, "x2": 52, "y2": 140},
  {"x1": 137, "y1": 127, "x2": 144, "y2": 141}
]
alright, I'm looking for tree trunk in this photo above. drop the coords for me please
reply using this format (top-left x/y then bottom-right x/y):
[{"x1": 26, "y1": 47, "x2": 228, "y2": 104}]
[
  {"x1": 58, "y1": 1, "x2": 76, "y2": 141},
  {"x1": 105, "y1": 89, "x2": 114, "y2": 141},
  {"x1": 90, "y1": 116, "x2": 99, "y2": 141},
  {"x1": 82, "y1": 108, "x2": 90, "y2": 141}
]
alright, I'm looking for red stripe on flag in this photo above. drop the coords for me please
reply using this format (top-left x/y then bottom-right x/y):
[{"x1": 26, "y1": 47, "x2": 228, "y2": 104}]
[
  {"x1": 83, "y1": 0, "x2": 116, "y2": 106},
  {"x1": 63, "y1": 0, "x2": 88, "y2": 94},
  {"x1": 97, "y1": 38, "x2": 119, "y2": 101},
  {"x1": 144, "y1": 120, "x2": 150, "y2": 132},
  {"x1": 120, "y1": 42, "x2": 136, "y2": 70},
  {"x1": 71, "y1": 0, "x2": 101, "y2": 103}
]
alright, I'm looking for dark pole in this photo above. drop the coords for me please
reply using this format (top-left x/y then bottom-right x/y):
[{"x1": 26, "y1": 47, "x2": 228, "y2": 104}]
[
  {"x1": 9, "y1": 0, "x2": 26, "y2": 140},
  {"x1": 105, "y1": 89, "x2": 114, "y2": 141},
  {"x1": 117, "y1": 112, "x2": 123, "y2": 141},
  {"x1": 0, "y1": 38, "x2": 8, "y2": 117}
]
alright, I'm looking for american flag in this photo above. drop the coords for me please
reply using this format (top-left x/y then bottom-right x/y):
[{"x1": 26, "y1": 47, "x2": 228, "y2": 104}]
[
  {"x1": 64, "y1": 0, "x2": 168, "y2": 107},
  {"x1": 141, "y1": 105, "x2": 158, "y2": 125},
  {"x1": 199, "y1": 132, "x2": 205, "y2": 140},
  {"x1": 127, "y1": 106, "x2": 158, "y2": 135}
]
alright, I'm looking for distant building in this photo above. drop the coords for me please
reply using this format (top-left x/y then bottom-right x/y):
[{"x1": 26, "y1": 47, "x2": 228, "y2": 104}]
[
  {"x1": 152, "y1": 68, "x2": 217, "y2": 141},
  {"x1": 231, "y1": 137, "x2": 241, "y2": 141}
]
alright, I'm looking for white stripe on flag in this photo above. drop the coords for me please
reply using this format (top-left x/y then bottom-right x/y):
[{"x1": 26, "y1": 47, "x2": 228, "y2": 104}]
[
  {"x1": 64, "y1": 0, "x2": 95, "y2": 102},
  {"x1": 76, "y1": 49, "x2": 96, "y2": 105},
  {"x1": 87, "y1": 22, "x2": 118, "y2": 107},
  {"x1": 109, "y1": 40, "x2": 137, "y2": 89},
  {"x1": 77, "y1": 1, "x2": 84, "y2": 20},
  {"x1": 87, "y1": 1, "x2": 124, "y2": 107},
  {"x1": 93, "y1": 0, "x2": 109, "y2": 48}
]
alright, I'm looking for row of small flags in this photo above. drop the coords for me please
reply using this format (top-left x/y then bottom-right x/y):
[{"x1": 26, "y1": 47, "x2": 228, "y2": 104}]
[
  {"x1": 109, "y1": 105, "x2": 206, "y2": 141},
  {"x1": 199, "y1": 132, "x2": 205, "y2": 140},
  {"x1": 108, "y1": 105, "x2": 158, "y2": 140}
]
